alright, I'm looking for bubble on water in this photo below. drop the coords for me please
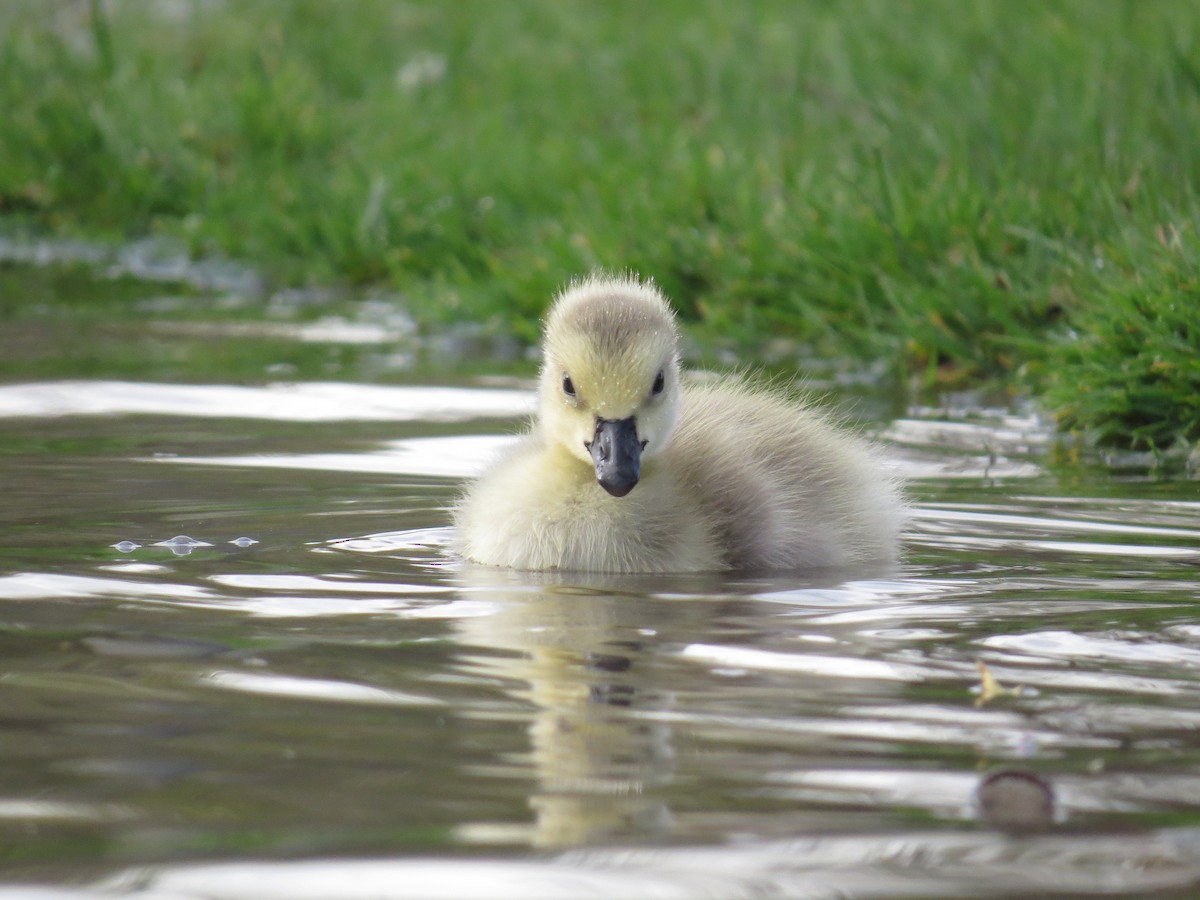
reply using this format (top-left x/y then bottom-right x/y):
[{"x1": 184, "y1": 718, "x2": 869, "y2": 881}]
[
  {"x1": 230, "y1": 536, "x2": 259, "y2": 548},
  {"x1": 158, "y1": 535, "x2": 204, "y2": 546},
  {"x1": 975, "y1": 769, "x2": 1057, "y2": 832},
  {"x1": 112, "y1": 540, "x2": 141, "y2": 553},
  {"x1": 153, "y1": 535, "x2": 212, "y2": 556}
]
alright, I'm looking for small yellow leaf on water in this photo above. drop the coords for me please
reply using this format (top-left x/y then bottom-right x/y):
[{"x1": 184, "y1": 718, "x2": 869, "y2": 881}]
[
  {"x1": 977, "y1": 659, "x2": 998, "y2": 695},
  {"x1": 975, "y1": 659, "x2": 1025, "y2": 707}
]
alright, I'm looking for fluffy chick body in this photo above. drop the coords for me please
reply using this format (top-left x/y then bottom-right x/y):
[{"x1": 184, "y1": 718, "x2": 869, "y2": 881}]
[{"x1": 454, "y1": 275, "x2": 903, "y2": 573}]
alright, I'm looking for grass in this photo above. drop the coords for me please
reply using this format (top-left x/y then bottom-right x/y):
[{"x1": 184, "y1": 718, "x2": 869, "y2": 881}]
[
  {"x1": 1044, "y1": 250, "x2": 1200, "y2": 453},
  {"x1": 1, "y1": 0, "x2": 1198, "y2": 449}
]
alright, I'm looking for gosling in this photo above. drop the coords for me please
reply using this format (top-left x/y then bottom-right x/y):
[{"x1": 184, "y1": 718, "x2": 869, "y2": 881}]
[{"x1": 453, "y1": 275, "x2": 904, "y2": 573}]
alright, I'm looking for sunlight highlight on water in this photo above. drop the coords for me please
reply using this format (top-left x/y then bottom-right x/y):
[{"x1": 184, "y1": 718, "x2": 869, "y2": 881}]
[{"x1": 0, "y1": 380, "x2": 533, "y2": 421}]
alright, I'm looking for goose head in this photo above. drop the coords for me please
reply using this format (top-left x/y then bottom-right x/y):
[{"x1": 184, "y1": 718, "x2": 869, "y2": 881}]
[{"x1": 538, "y1": 276, "x2": 682, "y2": 498}]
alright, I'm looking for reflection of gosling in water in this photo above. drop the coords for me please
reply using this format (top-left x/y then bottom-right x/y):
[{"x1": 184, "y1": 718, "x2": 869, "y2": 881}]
[{"x1": 454, "y1": 274, "x2": 904, "y2": 573}]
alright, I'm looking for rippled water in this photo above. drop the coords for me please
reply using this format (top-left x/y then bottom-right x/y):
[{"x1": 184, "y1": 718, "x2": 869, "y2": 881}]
[{"x1": 2, "y1": 379, "x2": 1200, "y2": 898}]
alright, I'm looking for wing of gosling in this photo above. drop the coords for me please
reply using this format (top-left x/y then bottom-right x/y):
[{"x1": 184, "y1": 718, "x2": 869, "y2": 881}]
[
  {"x1": 452, "y1": 436, "x2": 550, "y2": 569},
  {"x1": 669, "y1": 379, "x2": 905, "y2": 569}
]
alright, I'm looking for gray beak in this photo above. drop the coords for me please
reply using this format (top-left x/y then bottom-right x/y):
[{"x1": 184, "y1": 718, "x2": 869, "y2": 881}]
[{"x1": 587, "y1": 416, "x2": 643, "y2": 497}]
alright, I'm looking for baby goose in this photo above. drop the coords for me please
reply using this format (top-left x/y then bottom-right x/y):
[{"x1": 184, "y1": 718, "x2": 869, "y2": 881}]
[{"x1": 454, "y1": 274, "x2": 904, "y2": 573}]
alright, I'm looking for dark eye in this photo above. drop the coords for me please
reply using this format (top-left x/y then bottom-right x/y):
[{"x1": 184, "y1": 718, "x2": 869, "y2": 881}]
[
  {"x1": 651, "y1": 370, "x2": 665, "y2": 395},
  {"x1": 562, "y1": 373, "x2": 576, "y2": 397}
]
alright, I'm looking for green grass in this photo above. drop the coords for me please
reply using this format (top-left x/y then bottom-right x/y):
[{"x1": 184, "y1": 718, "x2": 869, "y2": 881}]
[
  {"x1": 1044, "y1": 249, "x2": 1200, "y2": 453},
  {"x1": 1, "y1": 0, "x2": 1198, "y2": 449}
]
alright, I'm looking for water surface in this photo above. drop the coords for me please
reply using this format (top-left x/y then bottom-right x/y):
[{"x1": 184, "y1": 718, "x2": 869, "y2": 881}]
[{"x1": 2, "y1": 376, "x2": 1199, "y2": 899}]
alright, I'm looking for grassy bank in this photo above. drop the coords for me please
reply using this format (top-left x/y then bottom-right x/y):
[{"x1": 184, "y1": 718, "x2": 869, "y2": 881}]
[{"x1": 1, "y1": 0, "x2": 1197, "y2": 450}]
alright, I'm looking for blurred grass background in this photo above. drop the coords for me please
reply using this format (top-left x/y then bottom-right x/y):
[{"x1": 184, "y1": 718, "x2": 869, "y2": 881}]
[{"x1": 0, "y1": 0, "x2": 1197, "y2": 449}]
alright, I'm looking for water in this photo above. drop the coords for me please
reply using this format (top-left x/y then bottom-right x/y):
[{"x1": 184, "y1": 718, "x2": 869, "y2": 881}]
[{"x1": 3, "y1": 271, "x2": 1200, "y2": 897}]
